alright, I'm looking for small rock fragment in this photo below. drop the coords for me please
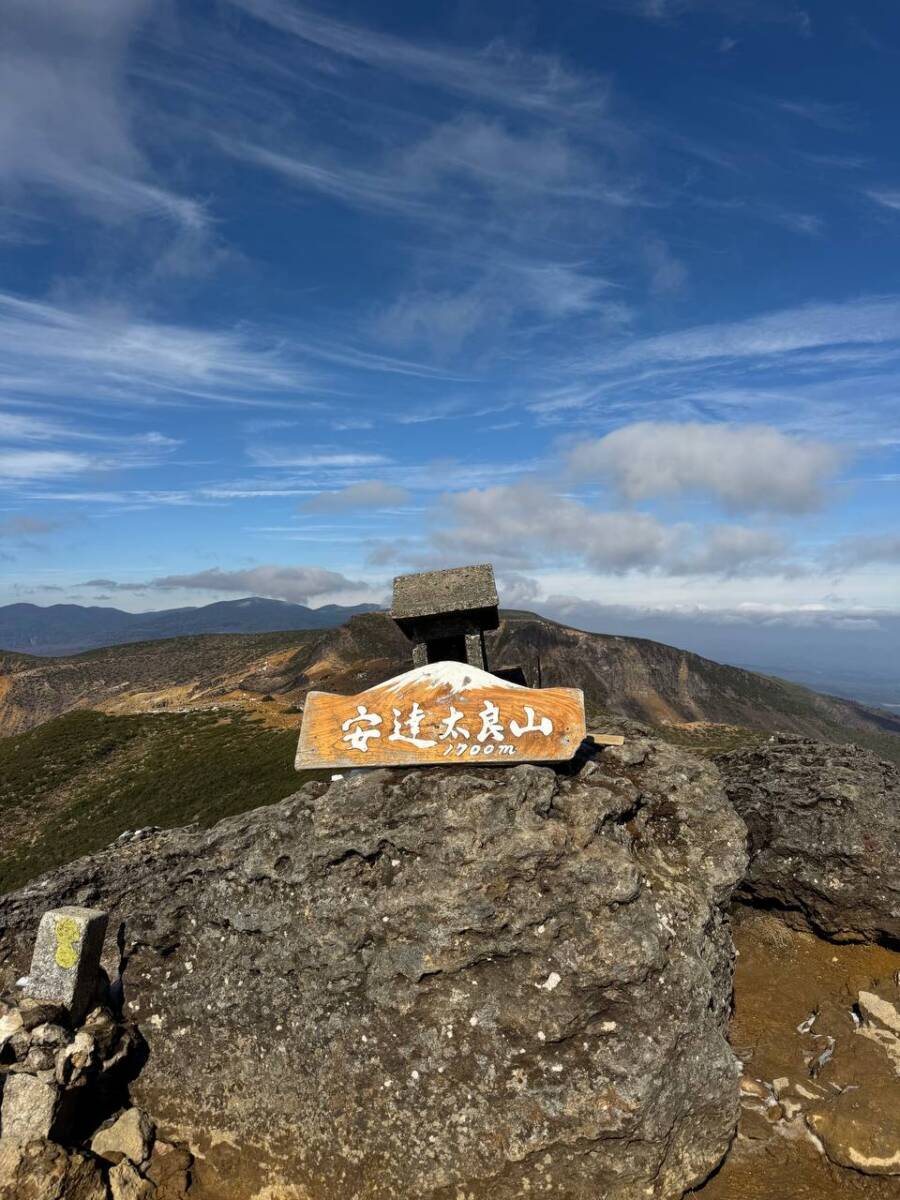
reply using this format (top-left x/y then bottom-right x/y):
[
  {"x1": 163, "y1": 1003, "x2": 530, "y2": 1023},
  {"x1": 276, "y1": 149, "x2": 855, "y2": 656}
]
[
  {"x1": 81, "y1": 1007, "x2": 120, "y2": 1058},
  {"x1": 56, "y1": 1028, "x2": 98, "y2": 1088},
  {"x1": 146, "y1": 1139, "x2": 193, "y2": 1199},
  {"x1": 29, "y1": 1023, "x2": 69, "y2": 1051},
  {"x1": 17, "y1": 998, "x2": 66, "y2": 1032},
  {"x1": 604, "y1": 742, "x2": 649, "y2": 768},
  {"x1": 858, "y1": 990, "x2": 900, "y2": 1037},
  {"x1": 0, "y1": 1073, "x2": 59, "y2": 1141},
  {"x1": 0, "y1": 1137, "x2": 107, "y2": 1200},
  {"x1": 738, "y1": 1076, "x2": 768, "y2": 1101},
  {"x1": 739, "y1": 1107, "x2": 775, "y2": 1141},
  {"x1": 23, "y1": 1044, "x2": 56, "y2": 1072},
  {"x1": 0, "y1": 1009, "x2": 23, "y2": 1054},
  {"x1": 92, "y1": 1107, "x2": 155, "y2": 1167},
  {"x1": 109, "y1": 1158, "x2": 156, "y2": 1200}
]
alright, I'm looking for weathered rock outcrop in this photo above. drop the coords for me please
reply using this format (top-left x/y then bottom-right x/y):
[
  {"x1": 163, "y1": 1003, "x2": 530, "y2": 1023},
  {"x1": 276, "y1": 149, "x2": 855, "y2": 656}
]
[
  {"x1": 0, "y1": 742, "x2": 748, "y2": 1199},
  {"x1": 0, "y1": 1137, "x2": 108, "y2": 1200},
  {"x1": 719, "y1": 736, "x2": 900, "y2": 943}
]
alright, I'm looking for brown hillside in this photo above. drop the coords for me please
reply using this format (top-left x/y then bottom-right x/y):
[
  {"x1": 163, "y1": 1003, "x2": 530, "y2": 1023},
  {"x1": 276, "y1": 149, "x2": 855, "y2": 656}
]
[{"x1": 2, "y1": 611, "x2": 899, "y2": 762}]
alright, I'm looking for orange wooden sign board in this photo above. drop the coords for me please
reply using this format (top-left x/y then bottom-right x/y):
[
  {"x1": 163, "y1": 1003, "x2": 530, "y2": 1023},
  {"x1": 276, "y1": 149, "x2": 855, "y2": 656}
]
[{"x1": 296, "y1": 661, "x2": 588, "y2": 770}]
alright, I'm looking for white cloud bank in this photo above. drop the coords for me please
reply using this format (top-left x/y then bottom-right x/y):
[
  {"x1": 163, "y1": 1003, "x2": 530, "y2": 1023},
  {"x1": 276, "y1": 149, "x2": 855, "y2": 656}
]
[
  {"x1": 431, "y1": 481, "x2": 792, "y2": 576},
  {"x1": 567, "y1": 421, "x2": 842, "y2": 513}
]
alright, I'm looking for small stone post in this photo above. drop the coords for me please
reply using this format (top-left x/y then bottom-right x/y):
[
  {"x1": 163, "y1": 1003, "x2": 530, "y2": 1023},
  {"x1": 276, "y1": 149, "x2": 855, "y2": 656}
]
[{"x1": 25, "y1": 906, "x2": 109, "y2": 1024}]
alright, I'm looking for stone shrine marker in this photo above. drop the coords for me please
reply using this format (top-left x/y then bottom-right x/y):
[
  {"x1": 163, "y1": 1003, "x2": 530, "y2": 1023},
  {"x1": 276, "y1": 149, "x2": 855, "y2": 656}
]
[
  {"x1": 296, "y1": 562, "x2": 601, "y2": 770},
  {"x1": 26, "y1": 906, "x2": 108, "y2": 1023},
  {"x1": 296, "y1": 660, "x2": 586, "y2": 769},
  {"x1": 391, "y1": 563, "x2": 499, "y2": 670}
]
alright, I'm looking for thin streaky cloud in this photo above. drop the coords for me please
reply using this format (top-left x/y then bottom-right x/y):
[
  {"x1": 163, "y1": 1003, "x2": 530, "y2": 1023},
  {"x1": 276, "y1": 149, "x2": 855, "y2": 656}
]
[
  {"x1": 247, "y1": 447, "x2": 390, "y2": 469},
  {"x1": 221, "y1": 140, "x2": 435, "y2": 221},
  {"x1": 227, "y1": 0, "x2": 608, "y2": 120},
  {"x1": 0, "y1": 291, "x2": 316, "y2": 405},
  {"x1": 222, "y1": 119, "x2": 640, "y2": 236},
  {"x1": 1, "y1": 0, "x2": 207, "y2": 234},
  {"x1": 775, "y1": 98, "x2": 855, "y2": 130},
  {"x1": 866, "y1": 189, "x2": 900, "y2": 212},
  {"x1": 583, "y1": 297, "x2": 900, "y2": 373}
]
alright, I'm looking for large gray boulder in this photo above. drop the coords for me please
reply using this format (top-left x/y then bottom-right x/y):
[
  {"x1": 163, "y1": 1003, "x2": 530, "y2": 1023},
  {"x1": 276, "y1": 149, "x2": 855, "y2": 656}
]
[
  {"x1": 0, "y1": 743, "x2": 747, "y2": 1199},
  {"x1": 718, "y1": 736, "x2": 900, "y2": 943}
]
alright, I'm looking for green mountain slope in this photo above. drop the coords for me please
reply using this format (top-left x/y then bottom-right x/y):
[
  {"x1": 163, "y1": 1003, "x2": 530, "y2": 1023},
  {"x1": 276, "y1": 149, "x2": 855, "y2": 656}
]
[{"x1": 0, "y1": 709, "x2": 327, "y2": 894}]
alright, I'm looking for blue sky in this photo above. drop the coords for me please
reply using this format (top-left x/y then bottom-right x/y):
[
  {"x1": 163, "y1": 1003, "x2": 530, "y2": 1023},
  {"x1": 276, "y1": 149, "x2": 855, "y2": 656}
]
[{"x1": 2, "y1": 0, "x2": 899, "y2": 655}]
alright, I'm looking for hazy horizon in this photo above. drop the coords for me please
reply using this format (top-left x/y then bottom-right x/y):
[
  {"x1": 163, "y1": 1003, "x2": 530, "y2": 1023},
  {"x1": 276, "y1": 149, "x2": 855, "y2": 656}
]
[{"x1": 2, "y1": 589, "x2": 897, "y2": 708}]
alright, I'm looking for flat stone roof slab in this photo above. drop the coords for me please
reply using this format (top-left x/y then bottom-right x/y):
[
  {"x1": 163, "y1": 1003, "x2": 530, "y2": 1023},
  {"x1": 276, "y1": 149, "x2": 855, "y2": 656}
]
[{"x1": 391, "y1": 564, "x2": 498, "y2": 620}]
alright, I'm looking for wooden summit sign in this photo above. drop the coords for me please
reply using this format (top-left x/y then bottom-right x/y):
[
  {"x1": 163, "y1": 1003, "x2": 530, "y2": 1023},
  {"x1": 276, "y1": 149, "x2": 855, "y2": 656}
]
[{"x1": 296, "y1": 661, "x2": 587, "y2": 770}]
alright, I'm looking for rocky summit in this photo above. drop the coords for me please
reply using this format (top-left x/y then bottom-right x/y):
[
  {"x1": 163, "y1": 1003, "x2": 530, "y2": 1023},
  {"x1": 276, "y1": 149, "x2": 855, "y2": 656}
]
[{"x1": 0, "y1": 739, "x2": 748, "y2": 1199}]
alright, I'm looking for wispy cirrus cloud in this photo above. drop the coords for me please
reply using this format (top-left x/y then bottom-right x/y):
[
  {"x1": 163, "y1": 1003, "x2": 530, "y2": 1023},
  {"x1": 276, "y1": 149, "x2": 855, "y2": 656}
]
[
  {"x1": 247, "y1": 447, "x2": 389, "y2": 469},
  {"x1": 214, "y1": 17, "x2": 637, "y2": 364},
  {"x1": 0, "y1": 451, "x2": 97, "y2": 483},
  {"x1": 775, "y1": 98, "x2": 854, "y2": 130},
  {"x1": 525, "y1": 296, "x2": 900, "y2": 444},
  {"x1": 0, "y1": 291, "x2": 316, "y2": 408},
  {"x1": 371, "y1": 261, "x2": 620, "y2": 356},
  {"x1": 222, "y1": 113, "x2": 636, "y2": 233},
  {"x1": 587, "y1": 0, "x2": 812, "y2": 32},
  {"x1": 595, "y1": 297, "x2": 900, "y2": 372},
  {"x1": 0, "y1": 434, "x2": 180, "y2": 486},
  {"x1": 0, "y1": 396, "x2": 183, "y2": 489},
  {"x1": 220, "y1": 141, "x2": 433, "y2": 222},
  {"x1": 865, "y1": 189, "x2": 900, "y2": 213},
  {"x1": 0, "y1": 413, "x2": 78, "y2": 443},
  {"x1": 226, "y1": 0, "x2": 608, "y2": 120},
  {"x1": 0, "y1": 0, "x2": 206, "y2": 233}
]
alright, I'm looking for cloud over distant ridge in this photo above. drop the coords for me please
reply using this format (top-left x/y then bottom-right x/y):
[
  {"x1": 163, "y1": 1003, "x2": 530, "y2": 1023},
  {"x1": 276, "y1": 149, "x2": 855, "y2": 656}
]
[{"x1": 143, "y1": 565, "x2": 368, "y2": 603}]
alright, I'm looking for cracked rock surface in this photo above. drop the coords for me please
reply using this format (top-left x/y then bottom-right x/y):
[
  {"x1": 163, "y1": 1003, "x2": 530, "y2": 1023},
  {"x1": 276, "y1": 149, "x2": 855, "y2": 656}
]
[
  {"x1": 718, "y1": 736, "x2": 900, "y2": 943},
  {"x1": 0, "y1": 743, "x2": 748, "y2": 1200}
]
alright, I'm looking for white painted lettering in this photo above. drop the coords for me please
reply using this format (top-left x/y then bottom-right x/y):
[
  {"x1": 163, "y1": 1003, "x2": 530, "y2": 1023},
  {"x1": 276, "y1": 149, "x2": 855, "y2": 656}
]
[{"x1": 341, "y1": 705, "x2": 382, "y2": 752}]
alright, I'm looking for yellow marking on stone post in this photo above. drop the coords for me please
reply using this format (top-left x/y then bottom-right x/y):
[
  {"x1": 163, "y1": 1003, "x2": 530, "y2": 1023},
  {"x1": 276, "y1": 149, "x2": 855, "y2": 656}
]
[{"x1": 54, "y1": 916, "x2": 81, "y2": 970}]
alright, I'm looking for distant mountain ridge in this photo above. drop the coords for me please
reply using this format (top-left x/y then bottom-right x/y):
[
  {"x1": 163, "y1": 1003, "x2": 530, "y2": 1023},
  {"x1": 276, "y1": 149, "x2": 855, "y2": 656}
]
[
  {"x1": 2, "y1": 608, "x2": 900, "y2": 905},
  {"x1": 3, "y1": 610, "x2": 899, "y2": 765},
  {"x1": 0, "y1": 597, "x2": 381, "y2": 655}
]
